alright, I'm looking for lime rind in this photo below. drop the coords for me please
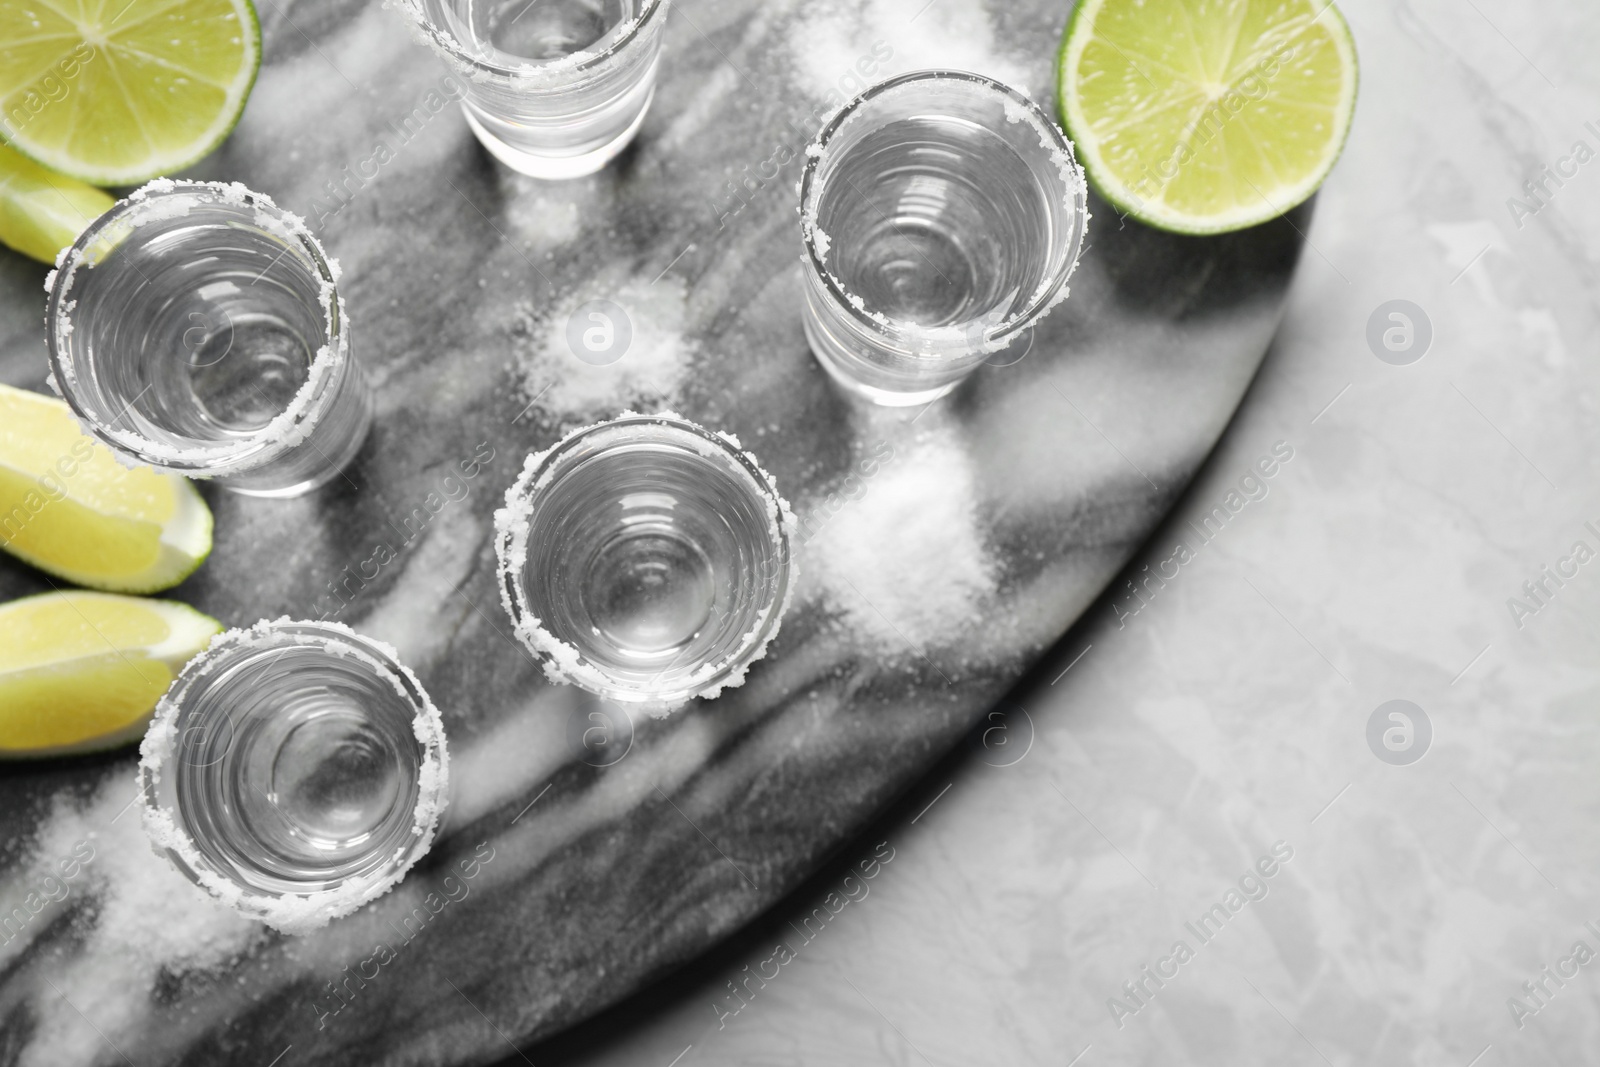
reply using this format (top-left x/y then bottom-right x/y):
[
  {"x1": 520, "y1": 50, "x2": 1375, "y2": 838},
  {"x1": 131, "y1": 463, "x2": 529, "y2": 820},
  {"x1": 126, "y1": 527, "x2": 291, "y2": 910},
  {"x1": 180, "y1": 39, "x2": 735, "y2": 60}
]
[
  {"x1": 139, "y1": 617, "x2": 450, "y2": 933},
  {"x1": 13, "y1": 713, "x2": 153, "y2": 758},
  {"x1": 0, "y1": 591, "x2": 223, "y2": 759},
  {"x1": 0, "y1": 475, "x2": 213, "y2": 593},
  {"x1": 141, "y1": 596, "x2": 228, "y2": 668},
  {"x1": 0, "y1": 0, "x2": 263, "y2": 186},
  {"x1": 45, "y1": 181, "x2": 346, "y2": 484},
  {"x1": 153, "y1": 473, "x2": 215, "y2": 585},
  {"x1": 0, "y1": 383, "x2": 214, "y2": 593},
  {"x1": 1057, "y1": 0, "x2": 1359, "y2": 235}
]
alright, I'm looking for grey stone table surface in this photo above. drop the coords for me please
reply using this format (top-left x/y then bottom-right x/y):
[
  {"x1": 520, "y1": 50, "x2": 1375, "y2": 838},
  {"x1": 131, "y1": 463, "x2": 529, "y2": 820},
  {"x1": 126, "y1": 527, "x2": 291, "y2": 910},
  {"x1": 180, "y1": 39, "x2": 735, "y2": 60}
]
[
  {"x1": 0, "y1": 0, "x2": 1308, "y2": 1065},
  {"x1": 479, "y1": 2, "x2": 1600, "y2": 1067}
]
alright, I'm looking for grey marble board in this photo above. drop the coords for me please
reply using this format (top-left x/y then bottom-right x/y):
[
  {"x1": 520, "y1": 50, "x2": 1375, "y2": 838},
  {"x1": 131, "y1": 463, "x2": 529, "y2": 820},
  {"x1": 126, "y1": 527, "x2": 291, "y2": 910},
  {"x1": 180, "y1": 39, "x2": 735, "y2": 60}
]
[{"x1": 0, "y1": 0, "x2": 1306, "y2": 1063}]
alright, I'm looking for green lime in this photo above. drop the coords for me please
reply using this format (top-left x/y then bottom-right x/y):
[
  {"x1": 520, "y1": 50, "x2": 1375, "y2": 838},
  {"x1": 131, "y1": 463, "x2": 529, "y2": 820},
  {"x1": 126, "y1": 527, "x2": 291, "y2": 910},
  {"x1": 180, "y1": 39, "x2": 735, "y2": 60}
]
[
  {"x1": 0, "y1": 383, "x2": 213, "y2": 594},
  {"x1": 0, "y1": 0, "x2": 261, "y2": 186},
  {"x1": 0, "y1": 140, "x2": 111, "y2": 262},
  {"x1": 1057, "y1": 0, "x2": 1358, "y2": 234},
  {"x1": 0, "y1": 590, "x2": 222, "y2": 757}
]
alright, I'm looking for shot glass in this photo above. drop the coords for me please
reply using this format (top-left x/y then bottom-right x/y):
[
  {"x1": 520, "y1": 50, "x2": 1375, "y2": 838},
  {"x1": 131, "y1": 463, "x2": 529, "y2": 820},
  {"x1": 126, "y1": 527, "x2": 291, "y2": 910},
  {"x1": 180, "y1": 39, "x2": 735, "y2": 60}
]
[
  {"x1": 799, "y1": 70, "x2": 1089, "y2": 406},
  {"x1": 140, "y1": 619, "x2": 449, "y2": 933},
  {"x1": 392, "y1": 0, "x2": 669, "y2": 179},
  {"x1": 46, "y1": 180, "x2": 371, "y2": 498},
  {"x1": 494, "y1": 411, "x2": 796, "y2": 710}
]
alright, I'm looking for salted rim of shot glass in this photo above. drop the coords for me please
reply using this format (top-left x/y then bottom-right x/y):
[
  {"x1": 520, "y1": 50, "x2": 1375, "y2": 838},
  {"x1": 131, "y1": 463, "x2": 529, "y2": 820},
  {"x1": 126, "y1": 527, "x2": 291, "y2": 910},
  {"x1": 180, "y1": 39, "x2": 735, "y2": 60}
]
[
  {"x1": 493, "y1": 410, "x2": 798, "y2": 712},
  {"x1": 45, "y1": 179, "x2": 348, "y2": 480},
  {"x1": 798, "y1": 69, "x2": 1091, "y2": 357},
  {"x1": 392, "y1": 0, "x2": 667, "y2": 82},
  {"x1": 138, "y1": 618, "x2": 450, "y2": 935}
]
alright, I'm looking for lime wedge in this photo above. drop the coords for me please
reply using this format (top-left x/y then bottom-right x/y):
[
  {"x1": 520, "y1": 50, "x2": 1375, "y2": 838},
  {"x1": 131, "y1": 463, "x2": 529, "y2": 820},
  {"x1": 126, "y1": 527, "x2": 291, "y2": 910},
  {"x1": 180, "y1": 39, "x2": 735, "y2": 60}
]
[
  {"x1": 0, "y1": 0, "x2": 262, "y2": 186},
  {"x1": 0, "y1": 383, "x2": 213, "y2": 593},
  {"x1": 0, "y1": 590, "x2": 221, "y2": 757},
  {"x1": 0, "y1": 141, "x2": 111, "y2": 263},
  {"x1": 1057, "y1": 0, "x2": 1358, "y2": 234}
]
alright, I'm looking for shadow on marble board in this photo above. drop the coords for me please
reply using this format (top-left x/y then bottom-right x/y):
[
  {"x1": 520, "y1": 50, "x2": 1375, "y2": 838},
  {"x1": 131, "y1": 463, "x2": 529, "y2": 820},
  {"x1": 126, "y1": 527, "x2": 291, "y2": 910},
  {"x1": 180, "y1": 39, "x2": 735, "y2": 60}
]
[
  {"x1": 0, "y1": 0, "x2": 1312, "y2": 1050},
  {"x1": 0, "y1": 186, "x2": 1311, "y2": 1067},
  {"x1": 504, "y1": 718, "x2": 999, "y2": 1067},
  {"x1": 488, "y1": 202, "x2": 1318, "y2": 1064}
]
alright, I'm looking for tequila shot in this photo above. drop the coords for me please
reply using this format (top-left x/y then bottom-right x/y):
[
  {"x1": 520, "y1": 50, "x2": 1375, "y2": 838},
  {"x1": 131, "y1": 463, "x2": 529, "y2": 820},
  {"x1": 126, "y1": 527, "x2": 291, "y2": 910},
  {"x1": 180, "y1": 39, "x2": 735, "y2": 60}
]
[
  {"x1": 47, "y1": 181, "x2": 371, "y2": 497},
  {"x1": 140, "y1": 619, "x2": 449, "y2": 933},
  {"x1": 495, "y1": 412, "x2": 796, "y2": 710},
  {"x1": 393, "y1": 0, "x2": 669, "y2": 179},
  {"x1": 799, "y1": 70, "x2": 1089, "y2": 405}
]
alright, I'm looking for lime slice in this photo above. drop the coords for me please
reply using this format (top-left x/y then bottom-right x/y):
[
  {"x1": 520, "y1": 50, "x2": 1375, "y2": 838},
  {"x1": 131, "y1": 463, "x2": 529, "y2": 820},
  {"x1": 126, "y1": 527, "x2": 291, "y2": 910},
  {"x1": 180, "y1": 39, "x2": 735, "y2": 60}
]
[
  {"x1": 0, "y1": 141, "x2": 112, "y2": 263},
  {"x1": 0, "y1": 383, "x2": 213, "y2": 593},
  {"x1": 0, "y1": 590, "x2": 221, "y2": 757},
  {"x1": 1057, "y1": 0, "x2": 1358, "y2": 235},
  {"x1": 0, "y1": 0, "x2": 262, "y2": 186}
]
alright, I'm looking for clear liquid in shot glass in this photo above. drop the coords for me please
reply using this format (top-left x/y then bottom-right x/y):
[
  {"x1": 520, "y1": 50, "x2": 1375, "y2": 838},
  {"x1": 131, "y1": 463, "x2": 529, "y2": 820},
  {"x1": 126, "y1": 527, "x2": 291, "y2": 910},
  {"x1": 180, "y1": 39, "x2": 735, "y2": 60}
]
[
  {"x1": 395, "y1": 0, "x2": 669, "y2": 178},
  {"x1": 47, "y1": 182, "x2": 370, "y2": 496},
  {"x1": 800, "y1": 71, "x2": 1088, "y2": 405},
  {"x1": 141, "y1": 621, "x2": 448, "y2": 931},
  {"x1": 496, "y1": 413, "x2": 795, "y2": 710}
]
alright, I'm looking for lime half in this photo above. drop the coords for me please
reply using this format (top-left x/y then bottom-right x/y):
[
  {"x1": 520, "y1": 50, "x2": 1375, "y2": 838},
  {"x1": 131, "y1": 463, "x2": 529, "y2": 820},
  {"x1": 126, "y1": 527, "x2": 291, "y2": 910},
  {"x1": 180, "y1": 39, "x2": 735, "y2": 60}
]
[
  {"x1": 0, "y1": 383, "x2": 213, "y2": 593},
  {"x1": 0, "y1": 0, "x2": 262, "y2": 186},
  {"x1": 1057, "y1": 0, "x2": 1358, "y2": 235},
  {"x1": 0, "y1": 591, "x2": 222, "y2": 757}
]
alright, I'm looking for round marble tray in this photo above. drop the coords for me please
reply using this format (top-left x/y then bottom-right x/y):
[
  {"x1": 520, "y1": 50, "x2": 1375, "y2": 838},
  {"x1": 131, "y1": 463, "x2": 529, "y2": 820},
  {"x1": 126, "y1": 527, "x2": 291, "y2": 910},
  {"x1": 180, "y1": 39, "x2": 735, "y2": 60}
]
[{"x1": 0, "y1": 0, "x2": 1305, "y2": 1063}]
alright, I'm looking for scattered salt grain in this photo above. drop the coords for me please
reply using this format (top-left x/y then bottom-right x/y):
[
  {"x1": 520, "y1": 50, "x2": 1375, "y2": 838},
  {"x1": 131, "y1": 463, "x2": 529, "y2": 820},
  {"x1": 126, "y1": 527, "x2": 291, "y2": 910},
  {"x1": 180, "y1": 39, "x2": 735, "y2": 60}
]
[
  {"x1": 9, "y1": 779, "x2": 261, "y2": 1067},
  {"x1": 806, "y1": 418, "x2": 997, "y2": 651},
  {"x1": 784, "y1": 0, "x2": 1030, "y2": 104},
  {"x1": 139, "y1": 618, "x2": 449, "y2": 935},
  {"x1": 47, "y1": 181, "x2": 347, "y2": 479},
  {"x1": 812, "y1": 226, "x2": 832, "y2": 260},
  {"x1": 513, "y1": 270, "x2": 694, "y2": 418},
  {"x1": 494, "y1": 412, "x2": 797, "y2": 714}
]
